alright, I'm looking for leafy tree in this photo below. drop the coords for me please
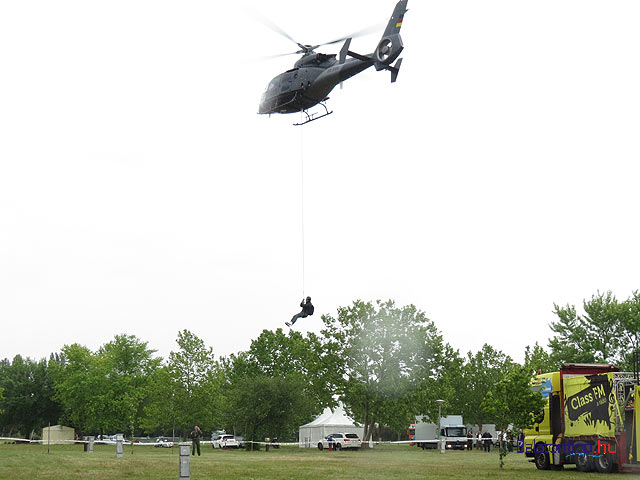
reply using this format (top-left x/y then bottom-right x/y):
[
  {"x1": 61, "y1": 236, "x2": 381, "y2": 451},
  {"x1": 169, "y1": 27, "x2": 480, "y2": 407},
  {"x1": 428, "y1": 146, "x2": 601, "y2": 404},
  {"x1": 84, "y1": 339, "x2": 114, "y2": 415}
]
[
  {"x1": 321, "y1": 300, "x2": 443, "y2": 441},
  {"x1": 412, "y1": 344, "x2": 514, "y2": 439},
  {"x1": 523, "y1": 343, "x2": 556, "y2": 375},
  {"x1": 619, "y1": 291, "x2": 640, "y2": 370},
  {"x1": 143, "y1": 330, "x2": 222, "y2": 437},
  {"x1": 140, "y1": 366, "x2": 176, "y2": 435},
  {"x1": 548, "y1": 303, "x2": 596, "y2": 364},
  {"x1": 52, "y1": 344, "x2": 103, "y2": 432},
  {"x1": 482, "y1": 364, "x2": 545, "y2": 468},
  {"x1": 224, "y1": 374, "x2": 307, "y2": 447},
  {"x1": 0, "y1": 355, "x2": 63, "y2": 438},
  {"x1": 228, "y1": 329, "x2": 338, "y2": 410},
  {"x1": 97, "y1": 335, "x2": 161, "y2": 437},
  {"x1": 54, "y1": 335, "x2": 160, "y2": 434},
  {"x1": 221, "y1": 328, "x2": 339, "y2": 441},
  {"x1": 458, "y1": 344, "x2": 513, "y2": 433},
  {"x1": 548, "y1": 291, "x2": 639, "y2": 367},
  {"x1": 412, "y1": 343, "x2": 464, "y2": 424}
]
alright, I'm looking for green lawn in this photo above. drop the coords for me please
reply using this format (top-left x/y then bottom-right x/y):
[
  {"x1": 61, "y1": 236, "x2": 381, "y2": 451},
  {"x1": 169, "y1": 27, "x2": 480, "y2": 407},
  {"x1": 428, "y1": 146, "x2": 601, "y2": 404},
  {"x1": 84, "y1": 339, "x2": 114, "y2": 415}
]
[{"x1": 0, "y1": 443, "x2": 630, "y2": 479}]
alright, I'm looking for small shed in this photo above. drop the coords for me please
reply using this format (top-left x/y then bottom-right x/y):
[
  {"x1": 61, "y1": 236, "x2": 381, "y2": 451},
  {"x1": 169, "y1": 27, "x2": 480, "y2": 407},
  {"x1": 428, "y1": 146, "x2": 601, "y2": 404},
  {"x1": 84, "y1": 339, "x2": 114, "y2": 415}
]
[
  {"x1": 42, "y1": 425, "x2": 75, "y2": 444},
  {"x1": 298, "y1": 404, "x2": 364, "y2": 448}
]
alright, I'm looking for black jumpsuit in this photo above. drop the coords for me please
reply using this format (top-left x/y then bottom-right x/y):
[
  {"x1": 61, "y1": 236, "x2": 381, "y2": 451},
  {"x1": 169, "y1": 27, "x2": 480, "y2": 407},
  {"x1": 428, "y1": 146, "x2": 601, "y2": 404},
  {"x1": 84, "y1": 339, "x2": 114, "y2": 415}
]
[{"x1": 290, "y1": 298, "x2": 314, "y2": 325}]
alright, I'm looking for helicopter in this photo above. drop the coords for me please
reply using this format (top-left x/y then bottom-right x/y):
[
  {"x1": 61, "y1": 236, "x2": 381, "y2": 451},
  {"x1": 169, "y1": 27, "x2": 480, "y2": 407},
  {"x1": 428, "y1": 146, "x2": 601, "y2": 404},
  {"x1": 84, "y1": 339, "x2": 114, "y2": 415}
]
[{"x1": 258, "y1": 0, "x2": 408, "y2": 125}]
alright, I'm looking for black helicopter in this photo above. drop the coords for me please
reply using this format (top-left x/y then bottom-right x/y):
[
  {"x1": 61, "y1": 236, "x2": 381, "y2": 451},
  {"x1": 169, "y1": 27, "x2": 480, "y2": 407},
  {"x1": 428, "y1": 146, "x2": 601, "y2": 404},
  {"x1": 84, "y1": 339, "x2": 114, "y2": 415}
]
[{"x1": 258, "y1": 0, "x2": 408, "y2": 125}]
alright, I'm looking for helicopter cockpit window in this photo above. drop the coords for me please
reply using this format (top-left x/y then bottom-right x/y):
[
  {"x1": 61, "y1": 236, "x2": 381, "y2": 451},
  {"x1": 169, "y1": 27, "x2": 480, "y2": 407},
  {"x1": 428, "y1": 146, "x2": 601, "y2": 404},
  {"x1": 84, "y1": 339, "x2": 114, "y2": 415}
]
[{"x1": 265, "y1": 79, "x2": 280, "y2": 93}]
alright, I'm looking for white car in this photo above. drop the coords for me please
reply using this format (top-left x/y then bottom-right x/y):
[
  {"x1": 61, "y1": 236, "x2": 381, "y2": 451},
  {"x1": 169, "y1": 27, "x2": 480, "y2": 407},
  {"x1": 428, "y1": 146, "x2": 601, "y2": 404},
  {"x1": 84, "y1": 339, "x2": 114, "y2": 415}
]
[
  {"x1": 213, "y1": 434, "x2": 240, "y2": 449},
  {"x1": 154, "y1": 437, "x2": 173, "y2": 448},
  {"x1": 317, "y1": 433, "x2": 362, "y2": 450}
]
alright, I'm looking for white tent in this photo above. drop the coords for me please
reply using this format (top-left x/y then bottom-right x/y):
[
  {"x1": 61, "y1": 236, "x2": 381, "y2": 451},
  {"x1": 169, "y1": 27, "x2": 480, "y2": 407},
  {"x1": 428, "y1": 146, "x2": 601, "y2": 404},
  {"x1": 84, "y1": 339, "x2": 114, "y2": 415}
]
[{"x1": 298, "y1": 405, "x2": 364, "y2": 448}]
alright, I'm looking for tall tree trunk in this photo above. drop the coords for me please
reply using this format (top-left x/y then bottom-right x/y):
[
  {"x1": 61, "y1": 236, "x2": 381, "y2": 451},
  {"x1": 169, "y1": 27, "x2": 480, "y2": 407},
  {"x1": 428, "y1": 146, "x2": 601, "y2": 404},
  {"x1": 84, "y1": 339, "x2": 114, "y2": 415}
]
[{"x1": 363, "y1": 402, "x2": 371, "y2": 446}]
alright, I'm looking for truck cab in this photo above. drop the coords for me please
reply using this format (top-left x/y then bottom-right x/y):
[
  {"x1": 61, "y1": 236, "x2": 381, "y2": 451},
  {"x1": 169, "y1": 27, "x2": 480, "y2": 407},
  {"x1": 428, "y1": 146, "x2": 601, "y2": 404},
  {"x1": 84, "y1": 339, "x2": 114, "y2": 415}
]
[
  {"x1": 414, "y1": 416, "x2": 468, "y2": 450},
  {"x1": 440, "y1": 426, "x2": 468, "y2": 450},
  {"x1": 523, "y1": 370, "x2": 561, "y2": 461}
]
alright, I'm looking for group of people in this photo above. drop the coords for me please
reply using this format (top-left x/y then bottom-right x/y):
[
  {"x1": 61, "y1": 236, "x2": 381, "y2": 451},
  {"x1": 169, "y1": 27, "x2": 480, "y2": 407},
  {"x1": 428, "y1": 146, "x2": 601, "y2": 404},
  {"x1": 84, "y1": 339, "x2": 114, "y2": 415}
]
[
  {"x1": 464, "y1": 430, "x2": 494, "y2": 452},
  {"x1": 465, "y1": 428, "x2": 525, "y2": 452}
]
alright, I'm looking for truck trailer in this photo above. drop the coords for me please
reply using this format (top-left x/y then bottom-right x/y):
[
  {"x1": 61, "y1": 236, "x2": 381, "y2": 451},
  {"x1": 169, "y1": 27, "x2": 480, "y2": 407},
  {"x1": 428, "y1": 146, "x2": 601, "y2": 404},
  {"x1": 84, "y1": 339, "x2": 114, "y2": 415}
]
[{"x1": 523, "y1": 363, "x2": 639, "y2": 473}]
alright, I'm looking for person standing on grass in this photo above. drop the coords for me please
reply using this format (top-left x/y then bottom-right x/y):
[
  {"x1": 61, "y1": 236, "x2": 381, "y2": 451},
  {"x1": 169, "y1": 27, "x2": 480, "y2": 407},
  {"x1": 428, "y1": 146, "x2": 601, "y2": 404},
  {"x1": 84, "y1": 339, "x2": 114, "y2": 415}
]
[
  {"x1": 517, "y1": 428, "x2": 525, "y2": 450},
  {"x1": 190, "y1": 425, "x2": 202, "y2": 456},
  {"x1": 482, "y1": 430, "x2": 492, "y2": 452}
]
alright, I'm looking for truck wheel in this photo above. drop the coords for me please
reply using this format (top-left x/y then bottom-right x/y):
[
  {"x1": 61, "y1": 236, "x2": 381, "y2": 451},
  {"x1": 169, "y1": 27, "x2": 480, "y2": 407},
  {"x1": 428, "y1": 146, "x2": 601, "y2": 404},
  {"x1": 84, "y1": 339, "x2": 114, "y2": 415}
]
[
  {"x1": 575, "y1": 454, "x2": 593, "y2": 472},
  {"x1": 317, "y1": 443, "x2": 323, "y2": 451},
  {"x1": 534, "y1": 444, "x2": 550, "y2": 470},
  {"x1": 595, "y1": 453, "x2": 614, "y2": 474},
  {"x1": 575, "y1": 444, "x2": 594, "y2": 472}
]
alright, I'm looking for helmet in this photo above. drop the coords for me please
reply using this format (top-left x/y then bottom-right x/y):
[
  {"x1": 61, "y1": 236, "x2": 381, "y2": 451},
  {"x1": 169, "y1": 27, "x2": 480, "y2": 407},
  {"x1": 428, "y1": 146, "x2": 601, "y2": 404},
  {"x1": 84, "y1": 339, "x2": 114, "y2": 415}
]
[{"x1": 306, "y1": 296, "x2": 311, "y2": 302}]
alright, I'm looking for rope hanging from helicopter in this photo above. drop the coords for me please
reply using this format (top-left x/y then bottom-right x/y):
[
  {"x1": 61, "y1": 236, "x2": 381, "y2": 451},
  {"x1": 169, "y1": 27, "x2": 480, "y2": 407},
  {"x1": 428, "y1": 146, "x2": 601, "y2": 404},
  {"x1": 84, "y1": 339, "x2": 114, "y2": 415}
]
[{"x1": 300, "y1": 114, "x2": 305, "y2": 298}]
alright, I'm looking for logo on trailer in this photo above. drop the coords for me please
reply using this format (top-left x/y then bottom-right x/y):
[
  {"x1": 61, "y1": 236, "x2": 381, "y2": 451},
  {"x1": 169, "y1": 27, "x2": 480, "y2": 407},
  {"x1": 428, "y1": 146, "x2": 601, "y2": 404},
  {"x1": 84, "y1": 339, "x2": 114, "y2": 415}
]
[{"x1": 565, "y1": 374, "x2": 613, "y2": 429}]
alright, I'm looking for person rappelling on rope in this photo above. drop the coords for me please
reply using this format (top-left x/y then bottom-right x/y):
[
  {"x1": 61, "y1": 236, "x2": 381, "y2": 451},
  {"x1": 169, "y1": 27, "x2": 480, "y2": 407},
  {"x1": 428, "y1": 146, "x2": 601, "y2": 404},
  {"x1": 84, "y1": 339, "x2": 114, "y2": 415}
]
[{"x1": 286, "y1": 296, "x2": 314, "y2": 327}]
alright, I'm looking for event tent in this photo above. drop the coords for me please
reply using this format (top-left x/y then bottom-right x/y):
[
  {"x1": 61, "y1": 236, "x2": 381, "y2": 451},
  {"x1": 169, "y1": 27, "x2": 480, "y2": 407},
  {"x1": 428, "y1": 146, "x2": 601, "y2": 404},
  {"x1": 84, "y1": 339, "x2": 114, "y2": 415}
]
[{"x1": 298, "y1": 405, "x2": 364, "y2": 448}]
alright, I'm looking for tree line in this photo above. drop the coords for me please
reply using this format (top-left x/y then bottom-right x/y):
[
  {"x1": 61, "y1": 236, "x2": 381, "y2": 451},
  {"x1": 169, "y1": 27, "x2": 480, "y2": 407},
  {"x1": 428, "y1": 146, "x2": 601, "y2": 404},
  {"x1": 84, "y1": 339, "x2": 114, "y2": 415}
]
[{"x1": 1, "y1": 292, "x2": 638, "y2": 442}]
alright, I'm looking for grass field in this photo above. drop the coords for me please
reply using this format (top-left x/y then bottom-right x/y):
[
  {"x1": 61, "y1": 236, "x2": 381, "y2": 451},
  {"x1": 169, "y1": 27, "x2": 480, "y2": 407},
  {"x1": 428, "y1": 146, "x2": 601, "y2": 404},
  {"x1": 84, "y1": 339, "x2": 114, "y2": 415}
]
[{"x1": 0, "y1": 443, "x2": 631, "y2": 479}]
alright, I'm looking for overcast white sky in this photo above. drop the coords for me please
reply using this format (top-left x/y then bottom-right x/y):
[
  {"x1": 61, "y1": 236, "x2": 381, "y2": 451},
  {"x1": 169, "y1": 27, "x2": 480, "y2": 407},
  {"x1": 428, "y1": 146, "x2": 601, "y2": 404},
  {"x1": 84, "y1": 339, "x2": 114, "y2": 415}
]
[{"x1": 1, "y1": 1, "x2": 639, "y2": 364}]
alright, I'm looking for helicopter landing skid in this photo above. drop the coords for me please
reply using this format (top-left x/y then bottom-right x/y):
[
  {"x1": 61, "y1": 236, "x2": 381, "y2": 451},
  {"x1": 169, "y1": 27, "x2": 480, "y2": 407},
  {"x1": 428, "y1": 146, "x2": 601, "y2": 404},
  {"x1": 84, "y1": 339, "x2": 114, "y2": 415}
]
[{"x1": 294, "y1": 103, "x2": 333, "y2": 126}]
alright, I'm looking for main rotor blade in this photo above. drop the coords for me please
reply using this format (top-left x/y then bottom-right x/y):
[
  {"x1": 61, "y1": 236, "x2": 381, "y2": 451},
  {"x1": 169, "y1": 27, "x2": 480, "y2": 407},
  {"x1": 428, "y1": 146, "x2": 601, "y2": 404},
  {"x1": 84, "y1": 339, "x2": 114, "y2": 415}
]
[
  {"x1": 319, "y1": 22, "x2": 385, "y2": 48},
  {"x1": 248, "y1": 9, "x2": 385, "y2": 63},
  {"x1": 253, "y1": 51, "x2": 300, "y2": 62},
  {"x1": 249, "y1": 10, "x2": 300, "y2": 47}
]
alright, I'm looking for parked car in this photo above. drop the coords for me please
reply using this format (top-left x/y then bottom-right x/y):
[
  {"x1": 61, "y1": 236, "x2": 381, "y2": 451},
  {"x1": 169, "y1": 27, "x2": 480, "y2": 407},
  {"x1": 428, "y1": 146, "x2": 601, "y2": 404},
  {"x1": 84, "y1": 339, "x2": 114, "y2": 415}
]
[
  {"x1": 154, "y1": 437, "x2": 173, "y2": 448},
  {"x1": 211, "y1": 431, "x2": 225, "y2": 449},
  {"x1": 213, "y1": 434, "x2": 240, "y2": 449},
  {"x1": 317, "y1": 433, "x2": 362, "y2": 450}
]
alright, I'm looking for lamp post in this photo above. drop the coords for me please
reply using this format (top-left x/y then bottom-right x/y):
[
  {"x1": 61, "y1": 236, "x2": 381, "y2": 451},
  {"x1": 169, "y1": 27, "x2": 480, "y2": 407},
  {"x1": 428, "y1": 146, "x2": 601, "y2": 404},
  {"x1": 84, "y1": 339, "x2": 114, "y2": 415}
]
[{"x1": 436, "y1": 399, "x2": 445, "y2": 454}]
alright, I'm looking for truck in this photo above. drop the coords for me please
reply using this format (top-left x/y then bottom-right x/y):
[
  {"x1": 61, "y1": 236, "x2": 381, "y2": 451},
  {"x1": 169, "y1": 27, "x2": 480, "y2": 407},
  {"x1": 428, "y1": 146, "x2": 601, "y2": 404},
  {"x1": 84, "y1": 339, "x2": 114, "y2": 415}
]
[
  {"x1": 412, "y1": 415, "x2": 469, "y2": 450},
  {"x1": 523, "y1": 363, "x2": 639, "y2": 473}
]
